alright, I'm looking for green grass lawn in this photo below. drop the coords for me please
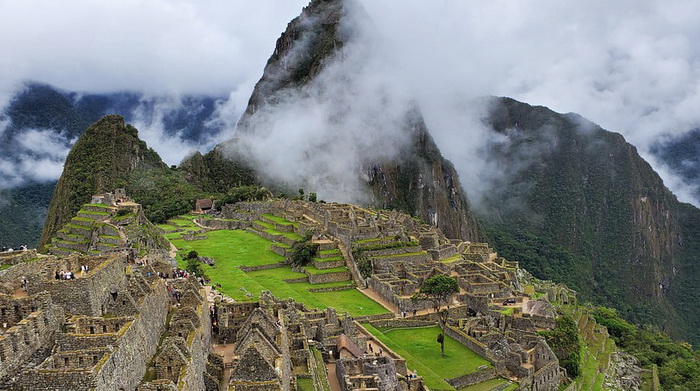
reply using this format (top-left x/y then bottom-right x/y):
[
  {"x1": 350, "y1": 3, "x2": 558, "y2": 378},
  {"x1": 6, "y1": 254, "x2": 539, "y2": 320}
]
[
  {"x1": 262, "y1": 213, "x2": 299, "y2": 227},
  {"x1": 312, "y1": 289, "x2": 388, "y2": 316},
  {"x1": 319, "y1": 249, "x2": 341, "y2": 256},
  {"x1": 363, "y1": 324, "x2": 490, "y2": 390},
  {"x1": 315, "y1": 256, "x2": 344, "y2": 262},
  {"x1": 168, "y1": 227, "x2": 387, "y2": 316},
  {"x1": 296, "y1": 377, "x2": 314, "y2": 391},
  {"x1": 171, "y1": 230, "x2": 284, "y2": 267},
  {"x1": 440, "y1": 255, "x2": 463, "y2": 263},
  {"x1": 304, "y1": 266, "x2": 349, "y2": 275}
]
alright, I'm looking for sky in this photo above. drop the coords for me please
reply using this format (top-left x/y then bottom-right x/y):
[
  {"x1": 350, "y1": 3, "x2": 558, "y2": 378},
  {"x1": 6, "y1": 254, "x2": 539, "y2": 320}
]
[{"x1": 2, "y1": 0, "x2": 700, "y2": 204}]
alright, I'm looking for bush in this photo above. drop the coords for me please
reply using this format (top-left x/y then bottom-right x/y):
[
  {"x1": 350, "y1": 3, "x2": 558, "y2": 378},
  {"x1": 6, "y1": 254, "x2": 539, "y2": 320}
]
[{"x1": 539, "y1": 315, "x2": 581, "y2": 378}]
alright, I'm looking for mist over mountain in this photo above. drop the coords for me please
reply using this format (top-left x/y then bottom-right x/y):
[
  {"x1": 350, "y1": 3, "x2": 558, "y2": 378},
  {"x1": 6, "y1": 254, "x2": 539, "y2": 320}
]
[
  {"x1": 0, "y1": 82, "x2": 229, "y2": 248},
  {"x1": 651, "y1": 128, "x2": 700, "y2": 203}
]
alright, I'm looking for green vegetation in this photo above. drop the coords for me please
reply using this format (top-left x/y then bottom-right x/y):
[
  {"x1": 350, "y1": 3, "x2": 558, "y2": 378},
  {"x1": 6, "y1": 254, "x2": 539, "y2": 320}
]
[
  {"x1": 539, "y1": 315, "x2": 581, "y2": 378},
  {"x1": 591, "y1": 306, "x2": 700, "y2": 390},
  {"x1": 289, "y1": 233, "x2": 319, "y2": 267},
  {"x1": 168, "y1": 226, "x2": 386, "y2": 316},
  {"x1": 40, "y1": 115, "x2": 169, "y2": 248},
  {"x1": 363, "y1": 324, "x2": 490, "y2": 390},
  {"x1": 296, "y1": 377, "x2": 314, "y2": 391},
  {"x1": 215, "y1": 186, "x2": 271, "y2": 209},
  {"x1": 413, "y1": 274, "x2": 459, "y2": 356},
  {"x1": 311, "y1": 347, "x2": 331, "y2": 391}
]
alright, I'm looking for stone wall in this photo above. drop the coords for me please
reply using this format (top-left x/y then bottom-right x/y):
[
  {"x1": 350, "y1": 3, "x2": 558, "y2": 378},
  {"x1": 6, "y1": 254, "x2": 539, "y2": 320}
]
[
  {"x1": 198, "y1": 218, "x2": 248, "y2": 230},
  {"x1": 371, "y1": 253, "x2": 431, "y2": 273},
  {"x1": 313, "y1": 259, "x2": 344, "y2": 269},
  {"x1": 306, "y1": 270, "x2": 351, "y2": 284},
  {"x1": 532, "y1": 361, "x2": 561, "y2": 391},
  {"x1": 0, "y1": 250, "x2": 38, "y2": 265},
  {"x1": 177, "y1": 300, "x2": 212, "y2": 391},
  {"x1": 91, "y1": 278, "x2": 169, "y2": 391},
  {"x1": 446, "y1": 368, "x2": 496, "y2": 388},
  {"x1": 28, "y1": 254, "x2": 127, "y2": 316},
  {"x1": 0, "y1": 303, "x2": 63, "y2": 380},
  {"x1": 239, "y1": 263, "x2": 286, "y2": 272},
  {"x1": 444, "y1": 324, "x2": 493, "y2": 362},
  {"x1": 368, "y1": 319, "x2": 435, "y2": 329},
  {"x1": 362, "y1": 246, "x2": 423, "y2": 258},
  {"x1": 270, "y1": 244, "x2": 290, "y2": 257},
  {"x1": 18, "y1": 277, "x2": 166, "y2": 391}
]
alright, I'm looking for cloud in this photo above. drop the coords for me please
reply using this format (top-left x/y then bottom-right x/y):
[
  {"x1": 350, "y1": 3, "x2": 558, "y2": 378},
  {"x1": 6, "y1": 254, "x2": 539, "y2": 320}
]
[
  {"x1": 0, "y1": 0, "x2": 306, "y2": 101},
  {"x1": 126, "y1": 94, "x2": 232, "y2": 166},
  {"x1": 0, "y1": 129, "x2": 72, "y2": 187},
  {"x1": 3, "y1": 0, "x2": 700, "y2": 206},
  {"x1": 354, "y1": 0, "x2": 700, "y2": 205},
  {"x1": 230, "y1": 6, "x2": 416, "y2": 203}
]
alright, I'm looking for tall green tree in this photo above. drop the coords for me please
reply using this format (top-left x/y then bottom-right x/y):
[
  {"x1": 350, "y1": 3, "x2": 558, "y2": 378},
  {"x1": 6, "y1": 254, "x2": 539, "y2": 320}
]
[{"x1": 413, "y1": 274, "x2": 459, "y2": 356}]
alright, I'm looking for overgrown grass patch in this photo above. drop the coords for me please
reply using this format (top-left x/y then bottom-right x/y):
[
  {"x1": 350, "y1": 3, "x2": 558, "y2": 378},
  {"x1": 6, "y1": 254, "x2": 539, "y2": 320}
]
[{"x1": 312, "y1": 290, "x2": 388, "y2": 316}]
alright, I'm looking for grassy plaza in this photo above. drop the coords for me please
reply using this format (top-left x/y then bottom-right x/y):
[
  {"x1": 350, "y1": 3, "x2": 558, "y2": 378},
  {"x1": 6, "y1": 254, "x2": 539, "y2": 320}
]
[
  {"x1": 362, "y1": 324, "x2": 492, "y2": 390},
  {"x1": 166, "y1": 218, "x2": 388, "y2": 316}
]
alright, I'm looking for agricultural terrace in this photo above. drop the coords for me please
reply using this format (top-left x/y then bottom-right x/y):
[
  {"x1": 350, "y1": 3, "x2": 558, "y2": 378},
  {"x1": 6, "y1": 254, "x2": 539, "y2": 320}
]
[
  {"x1": 164, "y1": 216, "x2": 388, "y2": 317},
  {"x1": 362, "y1": 324, "x2": 494, "y2": 390}
]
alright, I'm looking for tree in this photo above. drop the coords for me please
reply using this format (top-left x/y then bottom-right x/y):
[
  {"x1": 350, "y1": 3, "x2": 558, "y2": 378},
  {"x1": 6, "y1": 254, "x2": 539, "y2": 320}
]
[
  {"x1": 413, "y1": 274, "x2": 459, "y2": 356},
  {"x1": 288, "y1": 233, "x2": 319, "y2": 267},
  {"x1": 186, "y1": 250, "x2": 199, "y2": 260},
  {"x1": 309, "y1": 192, "x2": 317, "y2": 202}
]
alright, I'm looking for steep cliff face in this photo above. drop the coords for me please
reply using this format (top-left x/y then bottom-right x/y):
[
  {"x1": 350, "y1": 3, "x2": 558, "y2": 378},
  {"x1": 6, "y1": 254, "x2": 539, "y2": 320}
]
[
  {"x1": 482, "y1": 97, "x2": 698, "y2": 342},
  {"x1": 366, "y1": 112, "x2": 480, "y2": 240},
  {"x1": 185, "y1": 0, "x2": 480, "y2": 240},
  {"x1": 39, "y1": 115, "x2": 166, "y2": 248}
]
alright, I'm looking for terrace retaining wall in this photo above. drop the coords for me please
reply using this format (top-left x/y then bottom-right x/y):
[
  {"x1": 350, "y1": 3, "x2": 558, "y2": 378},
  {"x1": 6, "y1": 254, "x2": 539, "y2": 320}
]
[{"x1": 446, "y1": 368, "x2": 496, "y2": 388}]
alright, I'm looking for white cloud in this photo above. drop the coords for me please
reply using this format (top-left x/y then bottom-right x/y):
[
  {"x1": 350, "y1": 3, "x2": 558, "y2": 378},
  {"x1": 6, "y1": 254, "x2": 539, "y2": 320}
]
[
  {"x1": 355, "y1": 0, "x2": 700, "y2": 204},
  {"x1": 0, "y1": 128, "x2": 72, "y2": 187},
  {"x1": 2, "y1": 0, "x2": 700, "y2": 205}
]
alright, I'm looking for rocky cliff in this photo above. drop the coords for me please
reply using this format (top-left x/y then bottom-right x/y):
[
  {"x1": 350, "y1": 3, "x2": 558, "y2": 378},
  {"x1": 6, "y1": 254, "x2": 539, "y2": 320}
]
[
  {"x1": 481, "y1": 97, "x2": 699, "y2": 343},
  {"x1": 184, "y1": 0, "x2": 480, "y2": 241}
]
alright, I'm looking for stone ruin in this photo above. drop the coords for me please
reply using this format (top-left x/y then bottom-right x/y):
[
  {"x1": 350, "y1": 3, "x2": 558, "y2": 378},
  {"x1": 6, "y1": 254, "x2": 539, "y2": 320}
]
[
  {"x1": 0, "y1": 252, "x2": 213, "y2": 390},
  {"x1": 206, "y1": 200, "x2": 569, "y2": 391}
]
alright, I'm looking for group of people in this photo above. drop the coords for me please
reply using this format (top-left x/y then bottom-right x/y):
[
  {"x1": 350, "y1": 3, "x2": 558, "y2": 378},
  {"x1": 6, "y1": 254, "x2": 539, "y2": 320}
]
[
  {"x1": 0, "y1": 245, "x2": 28, "y2": 253},
  {"x1": 367, "y1": 342, "x2": 383, "y2": 356},
  {"x1": 55, "y1": 270, "x2": 76, "y2": 280},
  {"x1": 166, "y1": 284, "x2": 182, "y2": 304}
]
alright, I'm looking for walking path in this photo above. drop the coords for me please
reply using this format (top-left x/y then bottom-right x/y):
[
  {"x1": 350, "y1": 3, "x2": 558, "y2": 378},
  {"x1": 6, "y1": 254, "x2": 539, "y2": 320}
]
[{"x1": 326, "y1": 361, "x2": 342, "y2": 391}]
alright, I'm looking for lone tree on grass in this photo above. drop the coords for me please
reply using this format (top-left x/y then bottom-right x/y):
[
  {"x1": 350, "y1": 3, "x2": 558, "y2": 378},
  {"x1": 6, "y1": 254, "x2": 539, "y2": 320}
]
[{"x1": 413, "y1": 274, "x2": 459, "y2": 357}]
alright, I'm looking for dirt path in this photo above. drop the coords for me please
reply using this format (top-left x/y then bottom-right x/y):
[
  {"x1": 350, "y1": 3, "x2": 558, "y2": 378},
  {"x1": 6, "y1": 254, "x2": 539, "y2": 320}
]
[
  {"x1": 326, "y1": 361, "x2": 342, "y2": 391},
  {"x1": 212, "y1": 341, "x2": 235, "y2": 391}
]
